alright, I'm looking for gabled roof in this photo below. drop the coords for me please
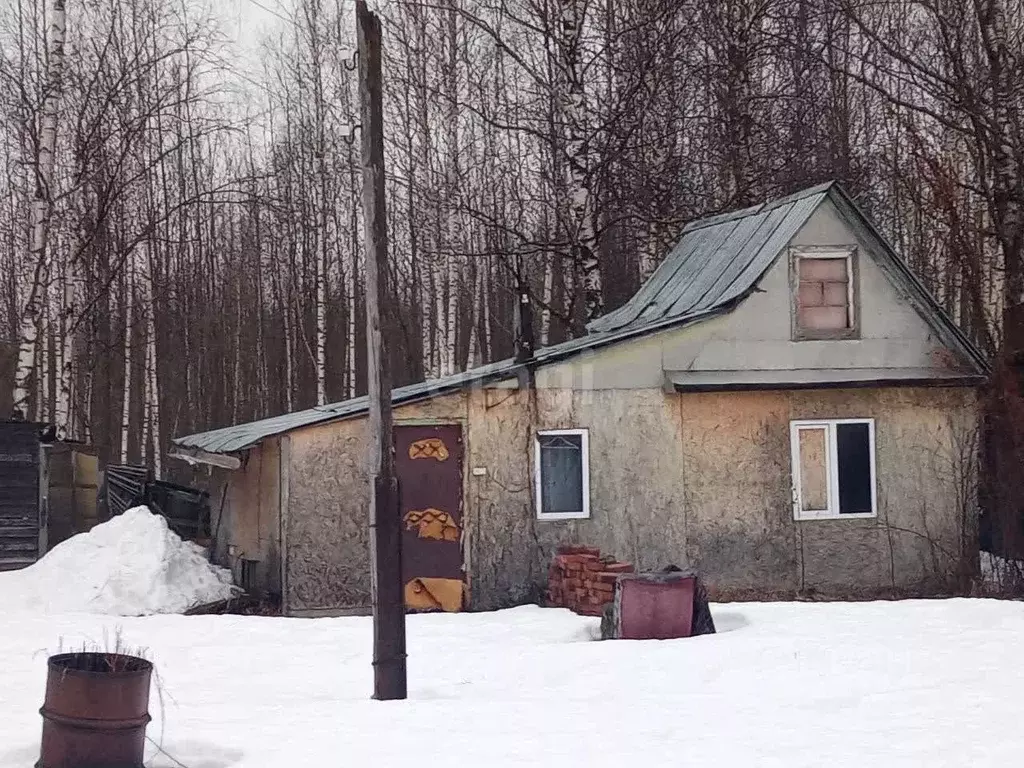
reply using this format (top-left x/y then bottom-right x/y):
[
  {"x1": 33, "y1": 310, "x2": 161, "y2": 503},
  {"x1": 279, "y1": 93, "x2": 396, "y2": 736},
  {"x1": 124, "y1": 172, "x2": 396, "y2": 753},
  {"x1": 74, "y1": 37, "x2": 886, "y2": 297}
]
[
  {"x1": 172, "y1": 181, "x2": 987, "y2": 458},
  {"x1": 588, "y1": 182, "x2": 833, "y2": 336}
]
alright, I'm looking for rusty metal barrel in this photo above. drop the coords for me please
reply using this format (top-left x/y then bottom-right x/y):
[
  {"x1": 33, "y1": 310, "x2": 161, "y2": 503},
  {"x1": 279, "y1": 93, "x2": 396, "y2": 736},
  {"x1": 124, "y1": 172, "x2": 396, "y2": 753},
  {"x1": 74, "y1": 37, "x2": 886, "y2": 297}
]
[{"x1": 37, "y1": 652, "x2": 153, "y2": 768}]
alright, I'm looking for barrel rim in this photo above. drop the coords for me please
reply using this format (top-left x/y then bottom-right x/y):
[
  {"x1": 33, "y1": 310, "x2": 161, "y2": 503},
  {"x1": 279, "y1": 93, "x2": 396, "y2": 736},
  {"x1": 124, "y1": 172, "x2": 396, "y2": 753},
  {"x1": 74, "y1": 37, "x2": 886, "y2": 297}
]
[{"x1": 47, "y1": 652, "x2": 153, "y2": 678}]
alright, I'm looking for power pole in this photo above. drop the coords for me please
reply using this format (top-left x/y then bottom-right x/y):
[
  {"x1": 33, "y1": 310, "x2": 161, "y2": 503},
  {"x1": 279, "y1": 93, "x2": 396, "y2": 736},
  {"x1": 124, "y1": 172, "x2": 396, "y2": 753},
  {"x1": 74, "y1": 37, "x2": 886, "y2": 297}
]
[{"x1": 357, "y1": 0, "x2": 406, "y2": 701}]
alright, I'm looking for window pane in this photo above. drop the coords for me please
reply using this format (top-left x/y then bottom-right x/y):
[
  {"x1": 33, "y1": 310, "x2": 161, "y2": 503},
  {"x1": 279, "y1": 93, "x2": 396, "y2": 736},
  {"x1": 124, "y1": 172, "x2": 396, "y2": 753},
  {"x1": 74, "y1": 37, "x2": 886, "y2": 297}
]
[
  {"x1": 823, "y1": 281, "x2": 848, "y2": 307},
  {"x1": 799, "y1": 257, "x2": 847, "y2": 281},
  {"x1": 539, "y1": 434, "x2": 584, "y2": 514},
  {"x1": 798, "y1": 427, "x2": 829, "y2": 512},
  {"x1": 798, "y1": 305, "x2": 848, "y2": 330},
  {"x1": 797, "y1": 257, "x2": 851, "y2": 332},
  {"x1": 836, "y1": 423, "x2": 872, "y2": 514},
  {"x1": 798, "y1": 281, "x2": 824, "y2": 307}
]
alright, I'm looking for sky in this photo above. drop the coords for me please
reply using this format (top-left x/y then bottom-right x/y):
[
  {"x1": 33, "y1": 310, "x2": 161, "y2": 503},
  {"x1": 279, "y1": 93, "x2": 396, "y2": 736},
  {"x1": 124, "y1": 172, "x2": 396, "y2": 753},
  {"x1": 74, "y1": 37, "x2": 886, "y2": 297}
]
[{"x1": 219, "y1": 0, "x2": 287, "y2": 65}]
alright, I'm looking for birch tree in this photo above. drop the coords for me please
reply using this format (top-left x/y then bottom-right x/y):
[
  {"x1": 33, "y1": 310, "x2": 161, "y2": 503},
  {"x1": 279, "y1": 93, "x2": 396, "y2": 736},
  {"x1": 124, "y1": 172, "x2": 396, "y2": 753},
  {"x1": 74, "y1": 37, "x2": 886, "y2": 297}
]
[{"x1": 11, "y1": 0, "x2": 66, "y2": 420}]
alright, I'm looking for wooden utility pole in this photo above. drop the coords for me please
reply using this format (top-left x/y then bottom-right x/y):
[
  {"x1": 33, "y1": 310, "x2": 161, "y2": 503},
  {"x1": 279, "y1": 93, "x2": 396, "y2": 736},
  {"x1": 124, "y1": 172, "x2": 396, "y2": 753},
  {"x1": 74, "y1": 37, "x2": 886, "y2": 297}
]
[{"x1": 357, "y1": 0, "x2": 406, "y2": 701}]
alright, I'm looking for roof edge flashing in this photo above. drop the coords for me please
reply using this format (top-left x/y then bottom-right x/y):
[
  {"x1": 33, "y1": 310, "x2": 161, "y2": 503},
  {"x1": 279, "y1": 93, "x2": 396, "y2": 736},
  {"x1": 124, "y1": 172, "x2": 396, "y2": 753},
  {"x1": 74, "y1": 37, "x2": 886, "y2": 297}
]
[{"x1": 168, "y1": 446, "x2": 243, "y2": 471}]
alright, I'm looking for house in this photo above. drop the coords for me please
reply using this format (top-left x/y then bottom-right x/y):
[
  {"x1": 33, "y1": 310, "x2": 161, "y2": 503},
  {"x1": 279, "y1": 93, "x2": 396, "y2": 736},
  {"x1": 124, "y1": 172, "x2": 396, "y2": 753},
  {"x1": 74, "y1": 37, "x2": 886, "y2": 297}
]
[{"x1": 171, "y1": 182, "x2": 987, "y2": 616}]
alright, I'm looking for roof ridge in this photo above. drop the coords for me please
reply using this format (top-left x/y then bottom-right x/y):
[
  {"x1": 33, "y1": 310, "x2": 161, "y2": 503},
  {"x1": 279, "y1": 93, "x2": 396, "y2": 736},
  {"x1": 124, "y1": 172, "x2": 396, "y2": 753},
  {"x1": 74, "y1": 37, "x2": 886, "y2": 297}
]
[
  {"x1": 682, "y1": 181, "x2": 835, "y2": 235},
  {"x1": 681, "y1": 201, "x2": 765, "y2": 234}
]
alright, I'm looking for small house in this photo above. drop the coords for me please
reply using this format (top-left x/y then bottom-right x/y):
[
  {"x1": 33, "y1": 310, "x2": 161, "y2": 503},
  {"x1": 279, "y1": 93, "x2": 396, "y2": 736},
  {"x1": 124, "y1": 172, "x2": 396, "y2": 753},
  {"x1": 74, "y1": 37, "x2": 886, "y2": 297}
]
[{"x1": 171, "y1": 183, "x2": 986, "y2": 616}]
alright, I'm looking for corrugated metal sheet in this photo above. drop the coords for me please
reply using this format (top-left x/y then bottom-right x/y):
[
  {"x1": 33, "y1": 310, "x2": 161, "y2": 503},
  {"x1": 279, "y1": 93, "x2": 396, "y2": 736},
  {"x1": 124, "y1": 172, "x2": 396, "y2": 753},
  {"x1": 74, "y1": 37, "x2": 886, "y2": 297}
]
[
  {"x1": 173, "y1": 181, "x2": 987, "y2": 457},
  {"x1": 172, "y1": 358, "x2": 525, "y2": 455},
  {"x1": 588, "y1": 182, "x2": 833, "y2": 335}
]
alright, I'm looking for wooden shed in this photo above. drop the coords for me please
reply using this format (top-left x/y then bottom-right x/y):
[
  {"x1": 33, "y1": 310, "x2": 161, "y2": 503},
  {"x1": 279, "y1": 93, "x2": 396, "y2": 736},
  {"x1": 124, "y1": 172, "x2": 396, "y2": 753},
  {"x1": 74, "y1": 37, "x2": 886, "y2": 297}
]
[
  {"x1": 0, "y1": 421, "x2": 102, "y2": 569},
  {"x1": 0, "y1": 421, "x2": 46, "y2": 570}
]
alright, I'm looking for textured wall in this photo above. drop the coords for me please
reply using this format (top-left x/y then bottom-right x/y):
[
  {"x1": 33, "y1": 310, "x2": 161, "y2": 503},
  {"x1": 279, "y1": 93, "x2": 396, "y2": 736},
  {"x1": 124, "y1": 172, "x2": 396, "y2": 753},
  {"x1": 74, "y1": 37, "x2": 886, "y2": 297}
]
[
  {"x1": 284, "y1": 394, "x2": 468, "y2": 614},
  {"x1": 681, "y1": 386, "x2": 978, "y2": 598},
  {"x1": 219, "y1": 438, "x2": 282, "y2": 596},
  {"x1": 462, "y1": 386, "x2": 691, "y2": 610},
  {"x1": 275, "y1": 382, "x2": 977, "y2": 613}
]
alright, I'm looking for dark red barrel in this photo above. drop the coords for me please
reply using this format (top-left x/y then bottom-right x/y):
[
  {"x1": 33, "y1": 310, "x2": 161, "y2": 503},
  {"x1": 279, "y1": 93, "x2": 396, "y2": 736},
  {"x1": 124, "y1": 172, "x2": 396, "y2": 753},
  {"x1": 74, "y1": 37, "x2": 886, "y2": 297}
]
[{"x1": 37, "y1": 652, "x2": 153, "y2": 768}]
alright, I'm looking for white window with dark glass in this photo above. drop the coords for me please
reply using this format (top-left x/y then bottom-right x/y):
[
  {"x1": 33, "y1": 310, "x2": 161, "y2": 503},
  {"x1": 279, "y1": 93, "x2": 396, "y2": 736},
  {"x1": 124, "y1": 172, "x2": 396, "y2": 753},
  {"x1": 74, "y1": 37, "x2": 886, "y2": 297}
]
[
  {"x1": 534, "y1": 429, "x2": 590, "y2": 520},
  {"x1": 790, "y1": 419, "x2": 876, "y2": 520}
]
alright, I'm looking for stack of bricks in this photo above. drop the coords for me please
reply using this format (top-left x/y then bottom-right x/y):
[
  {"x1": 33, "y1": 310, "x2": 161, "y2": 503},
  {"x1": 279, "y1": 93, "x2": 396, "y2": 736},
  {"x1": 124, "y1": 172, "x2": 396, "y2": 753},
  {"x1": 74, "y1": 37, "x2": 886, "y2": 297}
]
[{"x1": 546, "y1": 545, "x2": 635, "y2": 616}]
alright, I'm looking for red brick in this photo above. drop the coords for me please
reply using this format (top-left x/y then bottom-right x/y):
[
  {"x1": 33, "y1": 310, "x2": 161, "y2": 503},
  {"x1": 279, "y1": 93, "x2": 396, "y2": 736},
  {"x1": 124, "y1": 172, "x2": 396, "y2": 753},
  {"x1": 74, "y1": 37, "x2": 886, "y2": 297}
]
[
  {"x1": 602, "y1": 563, "x2": 634, "y2": 574},
  {"x1": 583, "y1": 560, "x2": 607, "y2": 572},
  {"x1": 593, "y1": 582, "x2": 614, "y2": 594},
  {"x1": 561, "y1": 553, "x2": 598, "y2": 564}
]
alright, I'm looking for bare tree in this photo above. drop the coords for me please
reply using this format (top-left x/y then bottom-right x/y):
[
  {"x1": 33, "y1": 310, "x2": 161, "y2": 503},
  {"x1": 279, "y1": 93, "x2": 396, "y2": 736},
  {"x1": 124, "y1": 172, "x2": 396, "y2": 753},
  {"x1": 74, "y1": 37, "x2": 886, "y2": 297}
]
[{"x1": 11, "y1": 0, "x2": 67, "y2": 419}]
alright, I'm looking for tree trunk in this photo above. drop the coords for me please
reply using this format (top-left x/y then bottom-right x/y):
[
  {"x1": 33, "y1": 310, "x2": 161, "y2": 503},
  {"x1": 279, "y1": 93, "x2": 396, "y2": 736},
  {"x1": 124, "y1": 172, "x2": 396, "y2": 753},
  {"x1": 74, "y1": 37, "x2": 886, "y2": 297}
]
[
  {"x1": 120, "y1": 260, "x2": 134, "y2": 466},
  {"x1": 144, "y1": 271, "x2": 161, "y2": 479},
  {"x1": 13, "y1": 0, "x2": 68, "y2": 418},
  {"x1": 557, "y1": 0, "x2": 602, "y2": 325}
]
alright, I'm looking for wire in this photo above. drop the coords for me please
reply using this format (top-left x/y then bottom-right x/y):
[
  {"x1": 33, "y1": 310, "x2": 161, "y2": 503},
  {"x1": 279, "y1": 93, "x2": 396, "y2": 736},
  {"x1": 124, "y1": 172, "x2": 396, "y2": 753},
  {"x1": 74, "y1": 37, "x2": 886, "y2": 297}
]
[{"x1": 242, "y1": 0, "x2": 294, "y2": 26}]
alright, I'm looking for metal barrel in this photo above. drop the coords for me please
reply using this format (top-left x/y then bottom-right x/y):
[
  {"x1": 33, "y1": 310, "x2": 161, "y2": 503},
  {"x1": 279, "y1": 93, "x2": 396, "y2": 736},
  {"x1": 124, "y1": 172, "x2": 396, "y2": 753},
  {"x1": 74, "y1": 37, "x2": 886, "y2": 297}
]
[{"x1": 37, "y1": 652, "x2": 153, "y2": 768}]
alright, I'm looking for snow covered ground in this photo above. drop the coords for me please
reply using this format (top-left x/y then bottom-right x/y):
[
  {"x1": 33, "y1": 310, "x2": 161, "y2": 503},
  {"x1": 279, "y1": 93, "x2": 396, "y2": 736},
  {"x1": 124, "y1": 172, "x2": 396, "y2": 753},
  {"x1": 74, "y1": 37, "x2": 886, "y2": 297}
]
[{"x1": 2, "y1": 599, "x2": 1023, "y2": 767}]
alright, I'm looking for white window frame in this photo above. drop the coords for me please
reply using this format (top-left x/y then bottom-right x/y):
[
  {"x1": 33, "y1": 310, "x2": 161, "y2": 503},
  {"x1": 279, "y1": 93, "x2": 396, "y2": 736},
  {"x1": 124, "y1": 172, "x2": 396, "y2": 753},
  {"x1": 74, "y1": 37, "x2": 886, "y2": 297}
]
[
  {"x1": 534, "y1": 428, "x2": 591, "y2": 521},
  {"x1": 793, "y1": 248, "x2": 858, "y2": 336},
  {"x1": 789, "y1": 418, "x2": 877, "y2": 521}
]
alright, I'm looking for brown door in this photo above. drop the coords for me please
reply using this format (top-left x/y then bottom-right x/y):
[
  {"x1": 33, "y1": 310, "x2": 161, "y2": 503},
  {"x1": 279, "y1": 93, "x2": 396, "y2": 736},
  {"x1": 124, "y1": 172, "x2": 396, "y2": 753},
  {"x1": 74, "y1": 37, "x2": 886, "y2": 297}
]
[{"x1": 394, "y1": 424, "x2": 464, "y2": 612}]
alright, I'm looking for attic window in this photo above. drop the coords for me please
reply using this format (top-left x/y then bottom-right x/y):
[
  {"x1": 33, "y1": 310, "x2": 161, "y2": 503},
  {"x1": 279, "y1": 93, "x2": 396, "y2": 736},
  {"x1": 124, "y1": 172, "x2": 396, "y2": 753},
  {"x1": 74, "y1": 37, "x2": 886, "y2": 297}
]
[{"x1": 793, "y1": 249, "x2": 857, "y2": 339}]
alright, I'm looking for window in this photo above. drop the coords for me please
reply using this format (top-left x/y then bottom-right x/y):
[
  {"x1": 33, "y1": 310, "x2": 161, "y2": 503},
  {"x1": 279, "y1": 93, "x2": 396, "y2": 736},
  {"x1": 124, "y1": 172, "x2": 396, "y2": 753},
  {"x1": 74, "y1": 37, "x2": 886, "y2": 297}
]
[
  {"x1": 534, "y1": 429, "x2": 590, "y2": 520},
  {"x1": 793, "y1": 249, "x2": 856, "y2": 338},
  {"x1": 790, "y1": 419, "x2": 876, "y2": 520}
]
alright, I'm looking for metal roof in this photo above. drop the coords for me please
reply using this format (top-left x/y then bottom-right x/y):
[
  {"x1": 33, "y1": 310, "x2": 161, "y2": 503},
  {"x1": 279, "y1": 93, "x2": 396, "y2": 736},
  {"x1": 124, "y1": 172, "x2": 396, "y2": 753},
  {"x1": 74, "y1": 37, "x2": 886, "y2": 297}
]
[
  {"x1": 172, "y1": 181, "x2": 987, "y2": 457},
  {"x1": 588, "y1": 182, "x2": 832, "y2": 335},
  {"x1": 172, "y1": 357, "x2": 526, "y2": 455}
]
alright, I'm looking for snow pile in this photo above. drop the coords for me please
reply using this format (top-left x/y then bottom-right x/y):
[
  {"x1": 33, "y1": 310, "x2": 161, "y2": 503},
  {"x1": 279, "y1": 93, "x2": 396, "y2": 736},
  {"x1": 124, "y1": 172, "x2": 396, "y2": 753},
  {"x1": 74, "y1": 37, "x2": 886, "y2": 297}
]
[{"x1": 0, "y1": 506, "x2": 236, "y2": 615}]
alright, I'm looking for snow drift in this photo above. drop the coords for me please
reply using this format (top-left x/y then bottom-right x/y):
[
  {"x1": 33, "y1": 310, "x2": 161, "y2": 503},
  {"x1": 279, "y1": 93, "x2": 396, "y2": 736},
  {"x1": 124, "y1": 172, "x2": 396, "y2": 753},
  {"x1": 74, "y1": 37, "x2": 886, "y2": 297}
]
[{"x1": 0, "y1": 506, "x2": 236, "y2": 615}]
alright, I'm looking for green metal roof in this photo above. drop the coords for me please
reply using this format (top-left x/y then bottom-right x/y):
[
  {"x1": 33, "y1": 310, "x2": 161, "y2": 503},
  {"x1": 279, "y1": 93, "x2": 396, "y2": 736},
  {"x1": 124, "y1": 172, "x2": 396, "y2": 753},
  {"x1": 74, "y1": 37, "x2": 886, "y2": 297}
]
[
  {"x1": 588, "y1": 182, "x2": 832, "y2": 335},
  {"x1": 172, "y1": 358, "x2": 525, "y2": 455},
  {"x1": 172, "y1": 181, "x2": 986, "y2": 457}
]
